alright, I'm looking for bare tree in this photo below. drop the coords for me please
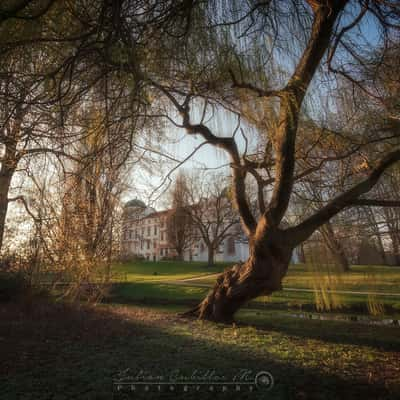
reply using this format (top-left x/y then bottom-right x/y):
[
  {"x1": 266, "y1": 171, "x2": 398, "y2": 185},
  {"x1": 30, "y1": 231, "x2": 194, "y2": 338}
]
[
  {"x1": 375, "y1": 172, "x2": 400, "y2": 265},
  {"x1": 0, "y1": 52, "x2": 68, "y2": 253},
  {"x1": 43, "y1": 103, "x2": 130, "y2": 299},
  {"x1": 166, "y1": 172, "x2": 194, "y2": 260},
  {"x1": 185, "y1": 172, "x2": 241, "y2": 267},
  {"x1": 319, "y1": 220, "x2": 350, "y2": 272}
]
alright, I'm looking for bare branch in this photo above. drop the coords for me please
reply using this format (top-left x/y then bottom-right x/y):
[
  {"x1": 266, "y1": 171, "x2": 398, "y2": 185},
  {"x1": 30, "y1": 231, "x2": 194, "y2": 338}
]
[
  {"x1": 351, "y1": 199, "x2": 400, "y2": 207},
  {"x1": 287, "y1": 148, "x2": 400, "y2": 245},
  {"x1": 229, "y1": 69, "x2": 282, "y2": 99},
  {"x1": 267, "y1": 1, "x2": 347, "y2": 225},
  {"x1": 7, "y1": 195, "x2": 40, "y2": 222}
]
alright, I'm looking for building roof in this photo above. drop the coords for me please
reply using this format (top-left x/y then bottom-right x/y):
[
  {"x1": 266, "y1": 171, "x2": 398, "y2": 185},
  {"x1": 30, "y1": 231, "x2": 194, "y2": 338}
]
[
  {"x1": 124, "y1": 199, "x2": 146, "y2": 208},
  {"x1": 143, "y1": 210, "x2": 170, "y2": 219}
]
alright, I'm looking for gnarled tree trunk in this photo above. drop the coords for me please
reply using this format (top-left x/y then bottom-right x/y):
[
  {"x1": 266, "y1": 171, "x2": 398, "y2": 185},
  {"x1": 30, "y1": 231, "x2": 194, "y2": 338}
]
[{"x1": 187, "y1": 230, "x2": 293, "y2": 322}]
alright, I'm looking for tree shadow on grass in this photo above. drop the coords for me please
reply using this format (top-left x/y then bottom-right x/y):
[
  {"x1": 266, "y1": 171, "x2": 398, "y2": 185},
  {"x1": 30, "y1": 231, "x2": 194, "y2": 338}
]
[
  {"x1": 107, "y1": 282, "x2": 206, "y2": 306},
  {"x1": 237, "y1": 309, "x2": 400, "y2": 353},
  {"x1": 0, "y1": 300, "x2": 398, "y2": 400},
  {"x1": 108, "y1": 283, "x2": 400, "y2": 354}
]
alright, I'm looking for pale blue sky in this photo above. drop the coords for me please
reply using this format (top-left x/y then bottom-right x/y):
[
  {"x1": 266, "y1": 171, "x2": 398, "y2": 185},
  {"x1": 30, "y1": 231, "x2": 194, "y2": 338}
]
[{"x1": 125, "y1": 3, "x2": 386, "y2": 209}]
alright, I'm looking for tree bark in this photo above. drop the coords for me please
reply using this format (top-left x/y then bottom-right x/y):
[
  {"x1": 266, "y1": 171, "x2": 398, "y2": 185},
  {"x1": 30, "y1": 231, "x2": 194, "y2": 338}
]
[
  {"x1": 0, "y1": 167, "x2": 13, "y2": 254},
  {"x1": 298, "y1": 243, "x2": 306, "y2": 264},
  {"x1": 186, "y1": 229, "x2": 293, "y2": 322},
  {"x1": 177, "y1": 249, "x2": 184, "y2": 261},
  {"x1": 320, "y1": 221, "x2": 350, "y2": 272},
  {"x1": 0, "y1": 117, "x2": 19, "y2": 256},
  {"x1": 207, "y1": 245, "x2": 214, "y2": 267}
]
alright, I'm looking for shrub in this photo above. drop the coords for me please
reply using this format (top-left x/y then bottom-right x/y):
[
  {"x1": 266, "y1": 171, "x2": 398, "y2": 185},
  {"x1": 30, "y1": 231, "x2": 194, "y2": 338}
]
[{"x1": 0, "y1": 271, "x2": 29, "y2": 302}]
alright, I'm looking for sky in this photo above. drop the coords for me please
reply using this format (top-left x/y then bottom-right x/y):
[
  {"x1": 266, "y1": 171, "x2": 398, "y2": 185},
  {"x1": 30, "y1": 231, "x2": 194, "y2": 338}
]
[
  {"x1": 126, "y1": 106, "x2": 254, "y2": 209},
  {"x1": 125, "y1": 2, "x2": 388, "y2": 211}
]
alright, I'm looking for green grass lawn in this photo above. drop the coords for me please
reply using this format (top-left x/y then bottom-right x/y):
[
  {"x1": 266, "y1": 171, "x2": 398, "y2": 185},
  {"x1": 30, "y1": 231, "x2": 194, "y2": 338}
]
[
  {"x1": 192, "y1": 263, "x2": 400, "y2": 292},
  {"x1": 108, "y1": 260, "x2": 222, "y2": 306},
  {"x1": 114, "y1": 260, "x2": 228, "y2": 282},
  {"x1": 1, "y1": 300, "x2": 399, "y2": 399},
  {"x1": 2, "y1": 261, "x2": 400, "y2": 399},
  {"x1": 110, "y1": 261, "x2": 400, "y2": 317}
]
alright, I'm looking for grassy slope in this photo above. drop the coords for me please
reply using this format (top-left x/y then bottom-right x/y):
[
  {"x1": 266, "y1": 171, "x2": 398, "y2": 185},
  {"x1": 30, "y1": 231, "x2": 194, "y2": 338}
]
[{"x1": 1, "y1": 301, "x2": 399, "y2": 400}]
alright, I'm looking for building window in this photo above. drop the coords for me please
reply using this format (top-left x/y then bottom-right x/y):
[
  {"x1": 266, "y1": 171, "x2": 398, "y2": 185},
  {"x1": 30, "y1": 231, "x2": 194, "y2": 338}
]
[
  {"x1": 154, "y1": 241, "x2": 156, "y2": 248},
  {"x1": 147, "y1": 226, "x2": 150, "y2": 236},
  {"x1": 161, "y1": 231, "x2": 164, "y2": 240},
  {"x1": 129, "y1": 231, "x2": 132, "y2": 239},
  {"x1": 160, "y1": 248, "x2": 163, "y2": 256},
  {"x1": 154, "y1": 225, "x2": 157, "y2": 235},
  {"x1": 147, "y1": 240, "x2": 150, "y2": 250}
]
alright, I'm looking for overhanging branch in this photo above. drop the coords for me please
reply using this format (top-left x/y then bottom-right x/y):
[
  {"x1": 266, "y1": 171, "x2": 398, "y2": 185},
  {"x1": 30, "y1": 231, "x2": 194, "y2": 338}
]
[
  {"x1": 152, "y1": 84, "x2": 257, "y2": 234},
  {"x1": 351, "y1": 199, "x2": 400, "y2": 207},
  {"x1": 229, "y1": 69, "x2": 282, "y2": 98},
  {"x1": 286, "y1": 148, "x2": 400, "y2": 245}
]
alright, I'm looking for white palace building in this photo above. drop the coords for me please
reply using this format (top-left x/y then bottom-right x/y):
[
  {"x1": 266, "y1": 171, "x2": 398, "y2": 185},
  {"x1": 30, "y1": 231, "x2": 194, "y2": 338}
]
[
  {"x1": 121, "y1": 199, "x2": 300, "y2": 264},
  {"x1": 121, "y1": 199, "x2": 250, "y2": 262}
]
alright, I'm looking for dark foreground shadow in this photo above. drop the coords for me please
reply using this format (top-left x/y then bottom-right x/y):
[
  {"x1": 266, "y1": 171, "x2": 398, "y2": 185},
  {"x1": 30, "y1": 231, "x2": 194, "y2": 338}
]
[{"x1": 0, "y1": 300, "x2": 398, "y2": 400}]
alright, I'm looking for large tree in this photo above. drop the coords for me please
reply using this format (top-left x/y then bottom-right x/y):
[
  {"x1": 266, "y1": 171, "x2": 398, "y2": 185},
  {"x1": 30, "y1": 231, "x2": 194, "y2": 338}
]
[
  {"x1": 0, "y1": 51, "x2": 69, "y2": 253},
  {"x1": 0, "y1": 0, "x2": 151, "y2": 254},
  {"x1": 145, "y1": 0, "x2": 400, "y2": 322}
]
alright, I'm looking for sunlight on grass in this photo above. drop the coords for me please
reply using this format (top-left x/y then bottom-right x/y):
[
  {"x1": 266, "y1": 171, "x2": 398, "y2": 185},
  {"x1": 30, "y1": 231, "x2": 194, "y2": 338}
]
[
  {"x1": 284, "y1": 264, "x2": 400, "y2": 293},
  {"x1": 113, "y1": 260, "x2": 227, "y2": 282},
  {"x1": 110, "y1": 260, "x2": 400, "y2": 316}
]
